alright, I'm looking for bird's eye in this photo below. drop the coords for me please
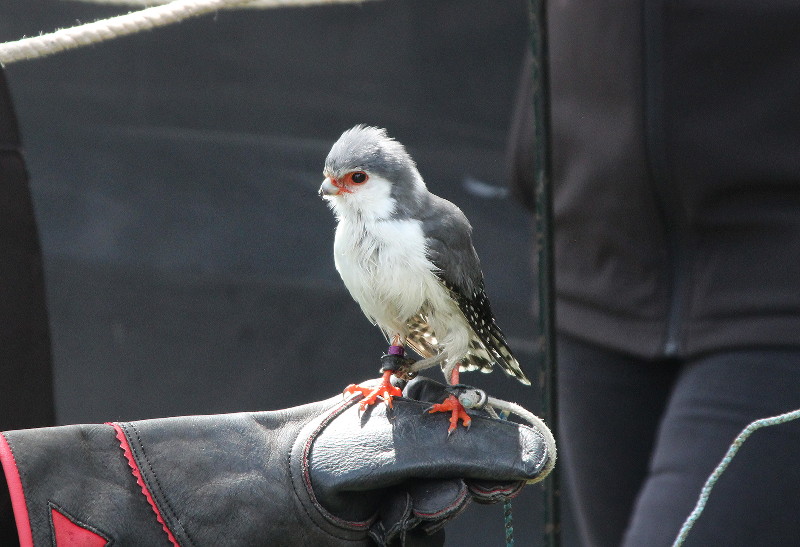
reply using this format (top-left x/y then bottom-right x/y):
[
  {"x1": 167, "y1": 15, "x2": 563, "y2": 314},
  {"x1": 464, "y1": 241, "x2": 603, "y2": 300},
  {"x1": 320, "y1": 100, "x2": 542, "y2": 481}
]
[{"x1": 349, "y1": 171, "x2": 368, "y2": 184}]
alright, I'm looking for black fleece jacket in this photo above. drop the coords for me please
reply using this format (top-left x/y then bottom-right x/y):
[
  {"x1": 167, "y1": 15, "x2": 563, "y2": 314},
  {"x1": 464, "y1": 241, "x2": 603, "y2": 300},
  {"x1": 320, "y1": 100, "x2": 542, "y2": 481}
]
[{"x1": 509, "y1": 1, "x2": 800, "y2": 358}]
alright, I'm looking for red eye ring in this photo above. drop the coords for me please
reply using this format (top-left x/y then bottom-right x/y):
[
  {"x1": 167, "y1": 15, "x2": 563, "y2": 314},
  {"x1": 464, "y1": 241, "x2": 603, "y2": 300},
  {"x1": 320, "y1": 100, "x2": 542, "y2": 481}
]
[{"x1": 347, "y1": 171, "x2": 368, "y2": 185}]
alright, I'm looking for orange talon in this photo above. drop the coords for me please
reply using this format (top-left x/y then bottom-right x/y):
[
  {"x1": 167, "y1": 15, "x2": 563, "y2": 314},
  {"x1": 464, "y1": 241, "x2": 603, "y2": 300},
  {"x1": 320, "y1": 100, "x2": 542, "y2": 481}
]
[
  {"x1": 428, "y1": 394, "x2": 472, "y2": 433},
  {"x1": 344, "y1": 370, "x2": 402, "y2": 410}
]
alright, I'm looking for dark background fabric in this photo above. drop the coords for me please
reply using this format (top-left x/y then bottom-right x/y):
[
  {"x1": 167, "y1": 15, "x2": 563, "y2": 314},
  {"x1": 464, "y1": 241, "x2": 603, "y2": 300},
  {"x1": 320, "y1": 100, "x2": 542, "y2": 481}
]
[{"x1": 0, "y1": 1, "x2": 554, "y2": 545}]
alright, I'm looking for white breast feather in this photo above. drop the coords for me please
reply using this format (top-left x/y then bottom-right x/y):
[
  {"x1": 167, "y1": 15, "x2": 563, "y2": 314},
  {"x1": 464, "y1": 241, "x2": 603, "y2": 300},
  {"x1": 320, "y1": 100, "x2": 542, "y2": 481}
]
[{"x1": 334, "y1": 215, "x2": 471, "y2": 371}]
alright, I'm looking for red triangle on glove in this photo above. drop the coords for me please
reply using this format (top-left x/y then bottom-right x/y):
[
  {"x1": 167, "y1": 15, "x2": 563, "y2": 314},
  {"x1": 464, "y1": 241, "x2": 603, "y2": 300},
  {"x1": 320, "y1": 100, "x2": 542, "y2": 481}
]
[{"x1": 51, "y1": 507, "x2": 109, "y2": 547}]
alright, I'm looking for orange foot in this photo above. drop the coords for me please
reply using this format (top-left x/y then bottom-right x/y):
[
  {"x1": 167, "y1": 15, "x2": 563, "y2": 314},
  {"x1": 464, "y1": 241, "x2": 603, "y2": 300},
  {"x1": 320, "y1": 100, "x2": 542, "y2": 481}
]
[
  {"x1": 345, "y1": 370, "x2": 403, "y2": 410},
  {"x1": 428, "y1": 394, "x2": 472, "y2": 434}
]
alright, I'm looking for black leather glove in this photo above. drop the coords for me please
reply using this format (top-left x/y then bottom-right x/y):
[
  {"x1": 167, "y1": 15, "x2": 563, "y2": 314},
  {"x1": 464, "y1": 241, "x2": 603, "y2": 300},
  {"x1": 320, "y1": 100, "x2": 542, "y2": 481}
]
[{"x1": 0, "y1": 377, "x2": 554, "y2": 546}]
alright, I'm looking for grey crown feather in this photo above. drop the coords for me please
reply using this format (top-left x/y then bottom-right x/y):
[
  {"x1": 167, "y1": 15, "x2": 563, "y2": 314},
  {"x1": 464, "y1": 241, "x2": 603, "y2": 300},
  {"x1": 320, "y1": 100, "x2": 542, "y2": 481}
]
[{"x1": 325, "y1": 125, "x2": 416, "y2": 182}]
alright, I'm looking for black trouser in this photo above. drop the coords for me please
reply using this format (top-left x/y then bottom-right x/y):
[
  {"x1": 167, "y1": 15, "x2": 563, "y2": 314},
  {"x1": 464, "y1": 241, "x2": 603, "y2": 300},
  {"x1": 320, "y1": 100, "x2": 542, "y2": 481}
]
[{"x1": 558, "y1": 335, "x2": 800, "y2": 547}]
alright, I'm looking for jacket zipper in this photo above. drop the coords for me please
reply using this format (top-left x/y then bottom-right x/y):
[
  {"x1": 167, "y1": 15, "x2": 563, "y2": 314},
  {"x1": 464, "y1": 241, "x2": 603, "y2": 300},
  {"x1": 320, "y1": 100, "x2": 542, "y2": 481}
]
[{"x1": 643, "y1": 0, "x2": 687, "y2": 357}]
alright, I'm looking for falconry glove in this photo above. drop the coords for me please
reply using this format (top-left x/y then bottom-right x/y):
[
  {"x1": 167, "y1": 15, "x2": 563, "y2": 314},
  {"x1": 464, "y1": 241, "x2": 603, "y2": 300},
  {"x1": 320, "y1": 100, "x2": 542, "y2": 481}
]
[{"x1": 0, "y1": 377, "x2": 553, "y2": 546}]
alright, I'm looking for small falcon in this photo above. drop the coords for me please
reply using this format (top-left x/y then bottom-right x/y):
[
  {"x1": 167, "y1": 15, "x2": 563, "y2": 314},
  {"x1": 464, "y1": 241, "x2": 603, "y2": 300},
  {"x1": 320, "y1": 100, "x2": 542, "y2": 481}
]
[{"x1": 319, "y1": 125, "x2": 529, "y2": 432}]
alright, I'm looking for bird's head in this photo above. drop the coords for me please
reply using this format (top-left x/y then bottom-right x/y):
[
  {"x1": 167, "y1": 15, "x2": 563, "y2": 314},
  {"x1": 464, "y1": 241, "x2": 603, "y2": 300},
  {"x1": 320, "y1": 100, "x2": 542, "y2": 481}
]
[{"x1": 319, "y1": 125, "x2": 426, "y2": 221}]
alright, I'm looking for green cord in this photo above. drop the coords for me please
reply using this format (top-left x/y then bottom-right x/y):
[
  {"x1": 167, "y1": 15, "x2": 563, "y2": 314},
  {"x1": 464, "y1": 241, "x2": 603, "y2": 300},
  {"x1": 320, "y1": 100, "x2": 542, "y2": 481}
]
[
  {"x1": 673, "y1": 408, "x2": 800, "y2": 546},
  {"x1": 504, "y1": 499, "x2": 514, "y2": 547},
  {"x1": 496, "y1": 409, "x2": 514, "y2": 547}
]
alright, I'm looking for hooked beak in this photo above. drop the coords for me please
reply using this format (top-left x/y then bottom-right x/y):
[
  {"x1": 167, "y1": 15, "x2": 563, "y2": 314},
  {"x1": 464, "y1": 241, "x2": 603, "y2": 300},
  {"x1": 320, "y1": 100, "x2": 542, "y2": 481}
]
[{"x1": 318, "y1": 177, "x2": 340, "y2": 197}]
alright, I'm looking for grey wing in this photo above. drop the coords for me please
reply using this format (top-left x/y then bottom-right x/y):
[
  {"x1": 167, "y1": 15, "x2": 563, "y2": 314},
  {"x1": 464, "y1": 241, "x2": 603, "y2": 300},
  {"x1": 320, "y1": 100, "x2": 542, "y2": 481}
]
[{"x1": 417, "y1": 196, "x2": 531, "y2": 385}]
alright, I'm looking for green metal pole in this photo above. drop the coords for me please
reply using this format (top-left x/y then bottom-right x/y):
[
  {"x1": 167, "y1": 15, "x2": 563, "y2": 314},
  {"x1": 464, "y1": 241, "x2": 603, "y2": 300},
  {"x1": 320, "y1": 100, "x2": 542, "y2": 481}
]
[{"x1": 528, "y1": 1, "x2": 560, "y2": 546}]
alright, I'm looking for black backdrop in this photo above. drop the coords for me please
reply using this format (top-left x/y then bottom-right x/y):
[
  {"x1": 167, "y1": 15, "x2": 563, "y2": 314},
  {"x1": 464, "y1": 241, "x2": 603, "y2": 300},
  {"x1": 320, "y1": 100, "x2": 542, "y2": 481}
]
[{"x1": 0, "y1": 1, "x2": 553, "y2": 544}]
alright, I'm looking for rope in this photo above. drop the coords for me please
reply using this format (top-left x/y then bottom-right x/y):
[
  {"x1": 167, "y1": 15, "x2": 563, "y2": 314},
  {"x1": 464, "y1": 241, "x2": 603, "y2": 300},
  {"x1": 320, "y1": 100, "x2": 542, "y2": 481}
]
[
  {"x1": 672, "y1": 407, "x2": 800, "y2": 547},
  {"x1": 64, "y1": 0, "x2": 367, "y2": 9},
  {"x1": 486, "y1": 395, "x2": 557, "y2": 483},
  {"x1": 0, "y1": 0, "x2": 373, "y2": 65}
]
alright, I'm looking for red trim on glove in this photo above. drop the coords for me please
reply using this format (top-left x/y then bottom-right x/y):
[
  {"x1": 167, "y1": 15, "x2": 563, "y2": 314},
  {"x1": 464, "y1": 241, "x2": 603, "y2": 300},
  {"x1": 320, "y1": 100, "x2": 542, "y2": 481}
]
[
  {"x1": 108, "y1": 423, "x2": 181, "y2": 547},
  {"x1": 0, "y1": 433, "x2": 34, "y2": 547},
  {"x1": 50, "y1": 505, "x2": 108, "y2": 546}
]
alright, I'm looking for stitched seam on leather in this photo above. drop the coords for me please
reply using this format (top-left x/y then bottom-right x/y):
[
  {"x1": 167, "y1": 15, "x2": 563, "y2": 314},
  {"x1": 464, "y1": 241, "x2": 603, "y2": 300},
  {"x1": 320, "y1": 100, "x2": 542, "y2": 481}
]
[
  {"x1": 383, "y1": 491, "x2": 413, "y2": 540},
  {"x1": 412, "y1": 483, "x2": 468, "y2": 519},
  {"x1": 287, "y1": 397, "x2": 372, "y2": 542},
  {"x1": 299, "y1": 396, "x2": 377, "y2": 531},
  {"x1": 115, "y1": 422, "x2": 195, "y2": 547},
  {"x1": 109, "y1": 423, "x2": 181, "y2": 547},
  {"x1": 125, "y1": 422, "x2": 196, "y2": 546},
  {"x1": 470, "y1": 484, "x2": 516, "y2": 495}
]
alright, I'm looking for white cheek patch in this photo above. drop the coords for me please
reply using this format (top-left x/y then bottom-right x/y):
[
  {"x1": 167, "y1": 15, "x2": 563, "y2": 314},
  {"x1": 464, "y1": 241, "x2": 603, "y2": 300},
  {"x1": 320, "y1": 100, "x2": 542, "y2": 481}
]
[{"x1": 330, "y1": 174, "x2": 396, "y2": 222}]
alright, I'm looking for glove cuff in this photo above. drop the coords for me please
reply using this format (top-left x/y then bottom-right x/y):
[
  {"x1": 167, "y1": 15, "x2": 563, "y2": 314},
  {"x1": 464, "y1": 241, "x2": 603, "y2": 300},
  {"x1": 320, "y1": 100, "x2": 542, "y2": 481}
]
[
  {"x1": 1, "y1": 423, "x2": 170, "y2": 546},
  {"x1": 0, "y1": 396, "x2": 376, "y2": 547}
]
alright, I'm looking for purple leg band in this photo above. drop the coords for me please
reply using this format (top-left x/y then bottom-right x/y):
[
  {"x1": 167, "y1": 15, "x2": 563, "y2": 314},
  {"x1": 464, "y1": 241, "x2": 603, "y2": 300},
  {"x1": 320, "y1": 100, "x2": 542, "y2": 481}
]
[{"x1": 388, "y1": 345, "x2": 405, "y2": 356}]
